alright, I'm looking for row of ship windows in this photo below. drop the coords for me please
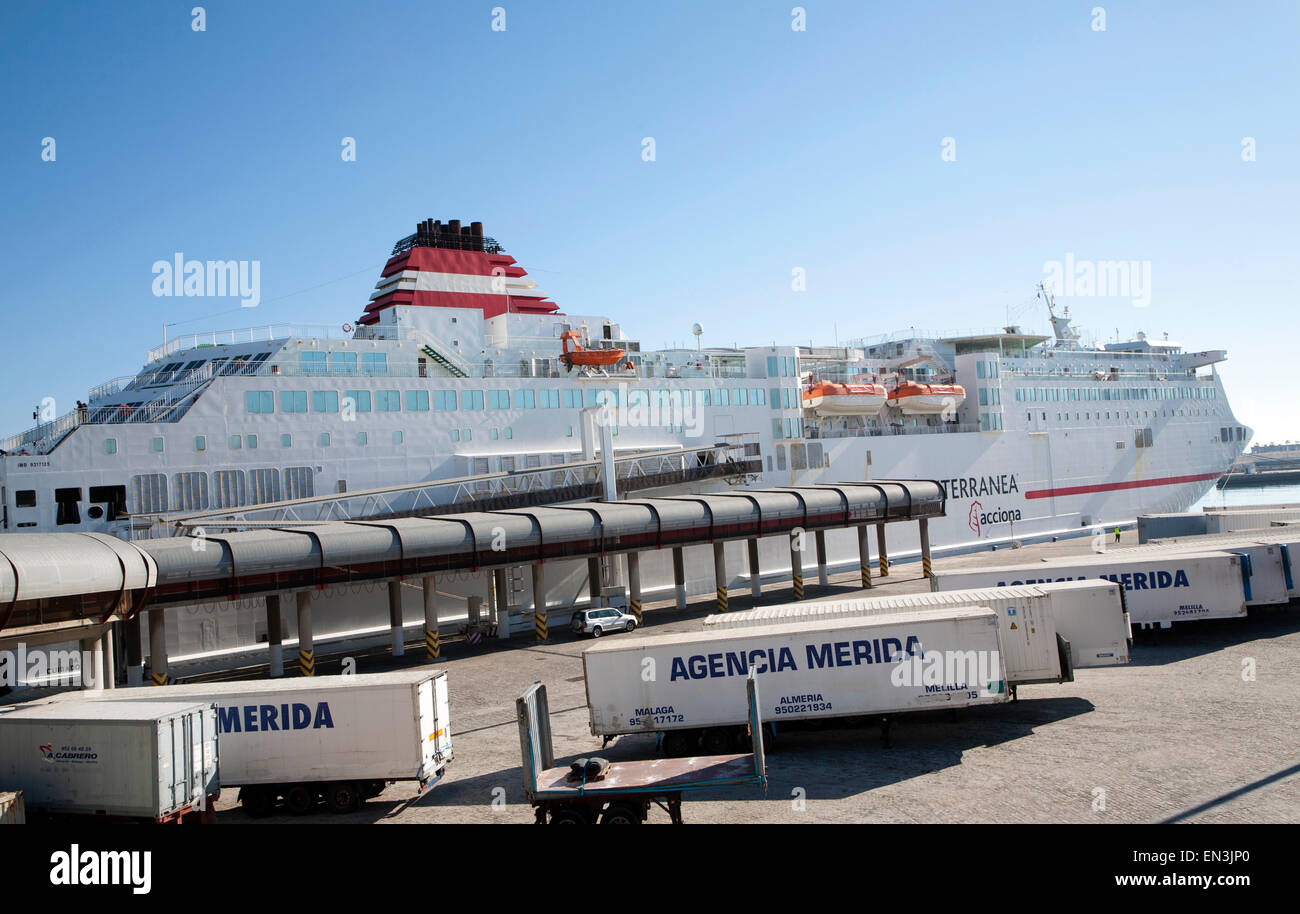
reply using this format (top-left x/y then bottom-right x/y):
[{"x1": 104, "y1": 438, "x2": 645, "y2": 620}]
[
  {"x1": 130, "y1": 468, "x2": 315, "y2": 514},
  {"x1": 100, "y1": 421, "x2": 680, "y2": 456},
  {"x1": 1024, "y1": 408, "x2": 1226, "y2": 425},
  {"x1": 243, "y1": 387, "x2": 789, "y2": 415},
  {"x1": 1012, "y1": 386, "x2": 1217, "y2": 403}
]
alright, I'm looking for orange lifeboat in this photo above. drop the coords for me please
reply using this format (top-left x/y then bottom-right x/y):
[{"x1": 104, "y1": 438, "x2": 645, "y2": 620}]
[
  {"x1": 802, "y1": 381, "x2": 888, "y2": 415},
  {"x1": 559, "y1": 331, "x2": 626, "y2": 372},
  {"x1": 886, "y1": 381, "x2": 966, "y2": 415}
]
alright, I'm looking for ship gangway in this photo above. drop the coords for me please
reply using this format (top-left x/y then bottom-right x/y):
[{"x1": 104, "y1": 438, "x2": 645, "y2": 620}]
[{"x1": 0, "y1": 479, "x2": 945, "y2": 687}]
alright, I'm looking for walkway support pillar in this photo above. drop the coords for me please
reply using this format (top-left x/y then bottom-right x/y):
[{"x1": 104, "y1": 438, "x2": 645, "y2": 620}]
[
  {"x1": 747, "y1": 539, "x2": 762, "y2": 599},
  {"x1": 672, "y1": 547, "x2": 687, "y2": 610},
  {"x1": 494, "y1": 568, "x2": 511, "y2": 640},
  {"x1": 626, "y1": 553, "x2": 642, "y2": 625},
  {"x1": 296, "y1": 591, "x2": 314, "y2": 677},
  {"x1": 266, "y1": 594, "x2": 284, "y2": 677},
  {"x1": 587, "y1": 557, "x2": 603, "y2": 608},
  {"x1": 713, "y1": 542, "x2": 728, "y2": 612},
  {"x1": 388, "y1": 580, "x2": 406, "y2": 656},
  {"x1": 920, "y1": 518, "x2": 934, "y2": 579},
  {"x1": 148, "y1": 609, "x2": 169, "y2": 685},
  {"x1": 876, "y1": 524, "x2": 890, "y2": 577},
  {"x1": 815, "y1": 530, "x2": 829, "y2": 586},
  {"x1": 532, "y1": 563, "x2": 548, "y2": 642},
  {"x1": 124, "y1": 614, "x2": 143, "y2": 686},
  {"x1": 789, "y1": 532, "x2": 804, "y2": 601},
  {"x1": 100, "y1": 626, "x2": 116, "y2": 690},
  {"x1": 422, "y1": 576, "x2": 440, "y2": 659},
  {"x1": 857, "y1": 525, "x2": 873, "y2": 589}
]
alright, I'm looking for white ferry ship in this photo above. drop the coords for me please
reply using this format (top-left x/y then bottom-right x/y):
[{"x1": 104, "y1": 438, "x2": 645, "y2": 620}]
[{"x1": 0, "y1": 218, "x2": 1250, "y2": 657}]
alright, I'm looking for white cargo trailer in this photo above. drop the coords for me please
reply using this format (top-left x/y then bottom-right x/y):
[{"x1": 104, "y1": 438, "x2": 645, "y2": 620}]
[
  {"x1": 702, "y1": 579, "x2": 1130, "y2": 672},
  {"x1": 0, "y1": 699, "x2": 218, "y2": 823},
  {"x1": 64, "y1": 670, "x2": 452, "y2": 816},
  {"x1": 930, "y1": 551, "x2": 1248, "y2": 628},
  {"x1": 1204, "y1": 506, "x2": 1300, "y2": 535},
  {"x1": 1110, "y1": 539, "x2": 1293, "y2": 605},
  {"x1": 584, "y1": 606, "x2": 1008, "y2": 756},
  {"x1": 1147, "y1": 530, "x2": 1300, "y2": 599}
]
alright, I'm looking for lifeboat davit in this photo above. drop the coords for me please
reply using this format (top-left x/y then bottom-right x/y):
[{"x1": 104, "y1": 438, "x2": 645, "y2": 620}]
[
  {"x1": 560, "y1": 331, "x2": 626, "y2": 372},
  {"x1": 802, "y1": 381, "x2": 888, "y2": 415},
  {"x1": 886, "y1": 381, "x2": 966, "y2": 415}
]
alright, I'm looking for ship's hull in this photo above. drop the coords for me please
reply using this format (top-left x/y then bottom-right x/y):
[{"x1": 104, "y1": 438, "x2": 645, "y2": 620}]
[{"x1": 112, "y1": 418, "x2": 1236, "y2": 664}]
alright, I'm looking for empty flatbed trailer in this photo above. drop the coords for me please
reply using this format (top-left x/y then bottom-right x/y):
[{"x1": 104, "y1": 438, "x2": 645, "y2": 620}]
[{"x1": 516, "y1": 671, "x2": 767, "y2": 824}]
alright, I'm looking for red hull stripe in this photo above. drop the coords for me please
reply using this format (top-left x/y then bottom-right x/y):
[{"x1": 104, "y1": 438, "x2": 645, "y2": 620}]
[{"x1": 1024, "y1": 471, "x2": 1221, "y2": 500}]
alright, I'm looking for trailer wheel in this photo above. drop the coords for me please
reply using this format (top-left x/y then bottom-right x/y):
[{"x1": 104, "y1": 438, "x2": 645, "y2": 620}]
[
  {"x1": 702, "y1": 727, "x2": 735, "y2": 754},
  {"x1": 662, "y1": 730, "x2": 696, "y2": 757},
  {"x1": 285, "y1": 785, "x2": 317, "y2": 816},
  {"x1": 601, "y1": 802, "x2": 644, "y2": 824},
  {"x1": 325, "y1": 781, "x2": 361, "y2": 814},
  {"x1": 240, "y1": 787, "x2": 275, "y2": 818},
  {"x1": 549, "y1": 804, "x2": 593, "y2": 825}
]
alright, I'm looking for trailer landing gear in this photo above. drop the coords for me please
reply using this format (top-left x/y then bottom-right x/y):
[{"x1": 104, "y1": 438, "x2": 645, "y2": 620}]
[{"x1": 539, "y1": 794, "x2": 679, "y2": 824}]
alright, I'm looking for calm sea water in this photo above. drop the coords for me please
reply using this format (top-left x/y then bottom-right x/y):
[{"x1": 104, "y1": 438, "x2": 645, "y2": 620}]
[{"x1": 1192, "y1": 483, "x2": 1300, "y2": 512}]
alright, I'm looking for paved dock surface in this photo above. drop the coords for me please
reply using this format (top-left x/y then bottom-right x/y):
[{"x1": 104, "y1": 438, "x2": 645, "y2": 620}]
[{"x1": 197, "y1": 531, "x2": 1300, "y2": 824}]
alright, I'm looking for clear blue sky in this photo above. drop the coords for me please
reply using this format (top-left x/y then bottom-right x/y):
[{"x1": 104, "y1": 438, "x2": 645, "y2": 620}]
[{"x1": 2, "y1": 1, "x2": 1296, "y2": 443}]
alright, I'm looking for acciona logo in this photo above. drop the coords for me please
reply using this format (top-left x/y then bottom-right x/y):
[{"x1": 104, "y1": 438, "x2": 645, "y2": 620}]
[
  {"x1": 967, "y1": 500, "x2": 1022, "y2": 537},
  {"x1": 49, "y1": 845, "x2": 151, "y2": 895}
]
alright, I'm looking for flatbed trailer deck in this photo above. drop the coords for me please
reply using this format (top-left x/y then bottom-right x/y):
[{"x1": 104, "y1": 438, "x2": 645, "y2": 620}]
[{"x1": 517, "y1": 670, "x2": 766, "y2": 824}]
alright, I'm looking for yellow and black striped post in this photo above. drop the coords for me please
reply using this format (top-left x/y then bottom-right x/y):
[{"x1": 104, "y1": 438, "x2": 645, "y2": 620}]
[
  {"x1": 713, "y1": 543, "x2": 728, "y2": 612},
  {"x1": 532, "y1": 562, "x2": 549, "y2": 641},
  {"x1": 627, "y1": 553, "x2": 643, "y2": 624},
  {"x1": 876, "y1": 524, "x2": 890, "y2": 577},
  {"x1": 423, "y1": 575, "x2": 441, "y2": 659},
  {"x1": 919, "y1": 518, "x2": 933, "y2": 579},
  {"x1": 151, "y1": 671, "x2": 169, "y2": 686},
  {"x1": 296, "y1": 590, "x2": 314, "y2": 677},
  {"x1": 789, "y1": 533, "x2": 804, "y2": 601},
  {"x1": 857, "y1": 525, "x2": 873, "y2": 589}
]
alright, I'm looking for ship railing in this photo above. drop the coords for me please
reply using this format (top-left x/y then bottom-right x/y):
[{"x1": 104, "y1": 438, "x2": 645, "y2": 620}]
[
  {"x1": 849, "y1": 327, "x2": 1020, "y2": 347},
  {"x1": 88, "y1": 375, "x2": 139, "y2": 402},
  {"x1": 999, "y1": 366, "x2": 1206, "y2": 381},
  {"x1": 1, "y1": 407, "x2": 83, "y2": 454},
  {"x1": 146, "y1": 323, "x2": 350, "y2": 364},
  {"x1": 119, "y1": 363, "x2": 217, "y2": 424},
  {"x1": 804, "y1": 422, "x2": 980, "y2": 440}
]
